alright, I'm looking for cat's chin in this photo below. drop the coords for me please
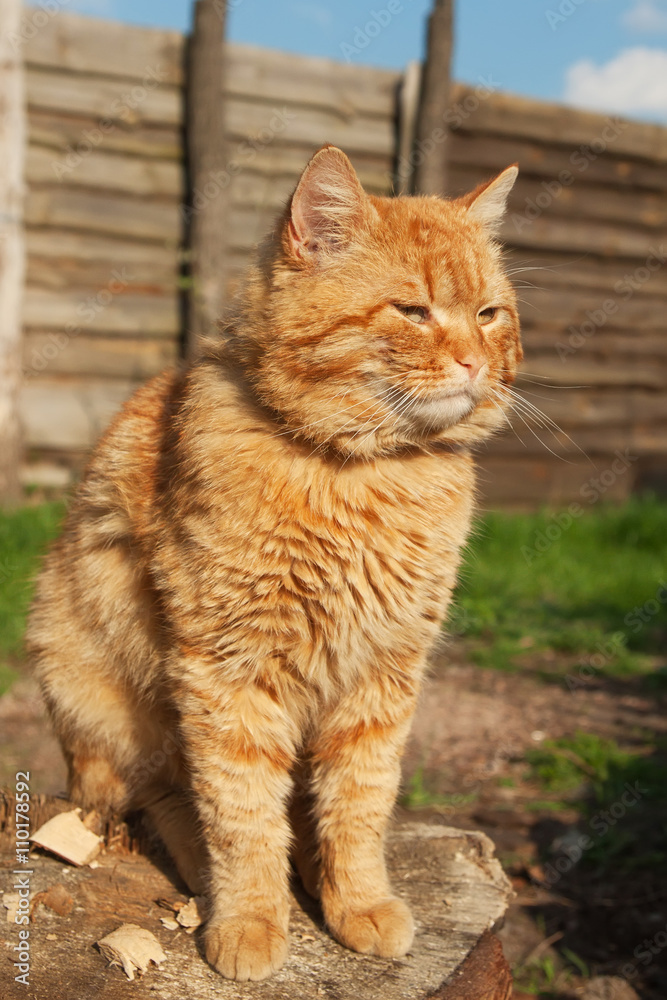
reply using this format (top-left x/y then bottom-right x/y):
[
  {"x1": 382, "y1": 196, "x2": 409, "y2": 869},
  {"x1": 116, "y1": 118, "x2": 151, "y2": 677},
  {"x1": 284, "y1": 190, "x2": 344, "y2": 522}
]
[{"x1": 403, "y1": 389, "x2": 476, "y2": 432}]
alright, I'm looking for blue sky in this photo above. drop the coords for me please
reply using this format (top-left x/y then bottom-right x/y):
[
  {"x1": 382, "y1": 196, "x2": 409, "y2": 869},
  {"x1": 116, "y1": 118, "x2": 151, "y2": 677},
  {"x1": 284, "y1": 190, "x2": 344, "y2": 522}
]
[{"x1": 69, "y1": 0, "x2": 667, "y2": 122}]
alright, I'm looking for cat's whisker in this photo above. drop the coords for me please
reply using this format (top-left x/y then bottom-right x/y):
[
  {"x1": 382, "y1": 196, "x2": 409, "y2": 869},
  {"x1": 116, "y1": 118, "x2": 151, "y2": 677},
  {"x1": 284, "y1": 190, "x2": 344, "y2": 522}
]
[
  {"x1": 498, "y1": 368, "x2": 589, "y2": 390},
  {"x1": 338, "y1": 385, "x2": 416, "y2": 458},
  {"x1": 495, "y1": 384, "x2": 592, "y2": 465},
  {"x1": 340, "y1": 382, "x2": 426, "y2": 466},
  {"x1": 488, "y1": 389, "x2": 528, "y2": 450},
  {"x1": 511, "y1": 387, "x2": 559, "y2": 402},
  {"x1": 276, "y1": 375, "x2": 410, "y2": 457},
  {"x1": 511, "y1": 281, "x2": 549, "y2": 293},
  {"x1": 493, "y1": 388, "x2": 575, "y2": 462},
  {"x1": 300, "y1": 375, "x2": 417, "y2": 462},
  {"x1": 270, "y1": 386, "x2": 360, "y2": 441},
  {"x1": 502, "y1": 252, "x2": 592, "y2": 277}
]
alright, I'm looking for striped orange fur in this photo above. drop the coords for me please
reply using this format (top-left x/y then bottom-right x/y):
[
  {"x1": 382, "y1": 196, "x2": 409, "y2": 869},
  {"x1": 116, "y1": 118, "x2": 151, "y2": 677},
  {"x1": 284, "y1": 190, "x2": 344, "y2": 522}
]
[{"x1": 27, "y1": 146, "x2": 521, "y2": 981}]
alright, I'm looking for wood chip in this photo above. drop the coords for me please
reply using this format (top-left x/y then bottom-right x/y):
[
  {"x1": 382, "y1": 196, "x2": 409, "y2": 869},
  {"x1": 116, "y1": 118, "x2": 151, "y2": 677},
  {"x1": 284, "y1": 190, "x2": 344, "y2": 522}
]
[
  {"x1": 156, "y1": 897, "x2": 184, "y2": 913},
  {"x1": 31, "y1": 883, "x2": 74, "y2": 918},
  {"x1": 96, "y1": 923, "x2": 167, "y2": 981},
  {"x1": 175, "y1": 895, "x2": 208, "y2": 931},
  {"x1": 31, "y1": 810, "x2": 102, "y2": 867},
  {"x1": 3, "y1": 893, "x2": 19, "y2": 923},
  {"x1": 159, "y1": 916, "x2": 180, "y2": 931}
]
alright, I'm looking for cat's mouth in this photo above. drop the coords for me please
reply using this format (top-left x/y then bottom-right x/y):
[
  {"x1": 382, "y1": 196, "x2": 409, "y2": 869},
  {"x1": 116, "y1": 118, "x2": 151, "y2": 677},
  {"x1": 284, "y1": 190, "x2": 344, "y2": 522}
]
[{"x1": 385, "y1": 384, "x2": 478, "y2": 431}]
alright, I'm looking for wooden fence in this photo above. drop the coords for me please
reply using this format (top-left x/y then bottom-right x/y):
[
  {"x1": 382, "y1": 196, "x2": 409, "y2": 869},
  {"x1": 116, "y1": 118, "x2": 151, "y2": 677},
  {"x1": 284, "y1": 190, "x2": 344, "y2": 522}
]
[
  {"x1": 444, "y1": 86, "x2": 667, "y2": 505},
  {"x1": 16, "y1": 12, "x2": 667, "y2": 507}
]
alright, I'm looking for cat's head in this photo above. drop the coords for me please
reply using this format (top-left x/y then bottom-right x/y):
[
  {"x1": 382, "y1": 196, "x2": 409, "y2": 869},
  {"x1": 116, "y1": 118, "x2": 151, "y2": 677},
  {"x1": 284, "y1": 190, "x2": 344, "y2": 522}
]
[{"x1": 227, "y1": 145, "x2": 522, "y2": 459}]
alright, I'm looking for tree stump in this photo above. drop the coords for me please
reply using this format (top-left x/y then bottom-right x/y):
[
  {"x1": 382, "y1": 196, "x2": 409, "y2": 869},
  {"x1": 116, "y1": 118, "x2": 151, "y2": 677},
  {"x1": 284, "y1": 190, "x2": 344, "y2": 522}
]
[{"x1": 1, "y1": 794, "x2": 513, "y2": 999}]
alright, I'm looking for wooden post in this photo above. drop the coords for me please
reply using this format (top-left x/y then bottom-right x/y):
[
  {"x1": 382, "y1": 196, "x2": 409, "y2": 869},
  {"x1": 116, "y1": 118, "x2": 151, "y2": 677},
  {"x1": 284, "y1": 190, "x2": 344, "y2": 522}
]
[
  {"x1": 395, "y1": 61, "x2": 422, "y2": 195},
  {"x1": 0, "y1": 0, "x2": 26, "y2": 503},
  {"x1": 185, "y1": 0, "x2": 229, "y2": 360},
  {"x1": 413, "y1": 0, "x2": 453, "y2": 196}
]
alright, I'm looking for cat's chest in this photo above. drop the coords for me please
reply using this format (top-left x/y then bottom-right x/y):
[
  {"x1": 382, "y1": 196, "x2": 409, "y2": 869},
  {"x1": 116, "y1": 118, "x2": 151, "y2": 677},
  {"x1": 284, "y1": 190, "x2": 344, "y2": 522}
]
[
  {"x1": 249, "y1": 450, "x2": 474, "y2": 649},
  {"x1": 162, "y1": 447, "x2": 474, "y2": 676}
]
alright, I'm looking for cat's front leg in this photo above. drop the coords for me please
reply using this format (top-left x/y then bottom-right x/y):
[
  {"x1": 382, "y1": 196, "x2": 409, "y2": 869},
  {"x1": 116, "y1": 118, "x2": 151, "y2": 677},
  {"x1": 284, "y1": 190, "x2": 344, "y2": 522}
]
[
  {"x1": 311, "y1": 673, "x2": 418, "y2": 958},
  {"x1": 178, "y1": 673, "x2": 298, "y2": 981}
]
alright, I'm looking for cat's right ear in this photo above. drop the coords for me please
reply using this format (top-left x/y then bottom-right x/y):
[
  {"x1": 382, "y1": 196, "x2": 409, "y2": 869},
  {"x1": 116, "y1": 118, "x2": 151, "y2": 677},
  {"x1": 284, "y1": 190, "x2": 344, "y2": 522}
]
[
  {"x1": 284, "y1": 145, "x2": 369, "y2": 265},
  {"x1": 462, "y1": 164, "x2": 518, "y2": 234}
]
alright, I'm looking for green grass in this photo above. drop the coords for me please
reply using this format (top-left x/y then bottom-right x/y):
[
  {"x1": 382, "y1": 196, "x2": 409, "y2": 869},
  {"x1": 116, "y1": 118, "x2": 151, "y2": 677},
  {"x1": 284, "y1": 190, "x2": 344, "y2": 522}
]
[
  {"x1": 451, "y1": 494, "x2": 667, "y2": 681},
  {"x1": 400, "y1": 765, "x2": 478, "y2": 811},
  {"x1": 0, "y1": 501, "x2": 65, "y2": 691},
  {"x1": 525, "y1": 731, "x2": 632, "y2": 797},
  {"x1": 1, "y1": 493, "x2": 666, "y2": 698},
  {"x1": 526, "y1": 731, "x2": 667, "y2": 871}
]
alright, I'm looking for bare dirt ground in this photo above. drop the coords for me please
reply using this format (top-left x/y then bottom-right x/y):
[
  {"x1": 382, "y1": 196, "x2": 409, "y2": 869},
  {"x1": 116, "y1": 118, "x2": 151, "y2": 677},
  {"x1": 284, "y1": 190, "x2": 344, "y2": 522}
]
[{"x1": 2, "y1": 645, "x2": 666, "y2": 998}]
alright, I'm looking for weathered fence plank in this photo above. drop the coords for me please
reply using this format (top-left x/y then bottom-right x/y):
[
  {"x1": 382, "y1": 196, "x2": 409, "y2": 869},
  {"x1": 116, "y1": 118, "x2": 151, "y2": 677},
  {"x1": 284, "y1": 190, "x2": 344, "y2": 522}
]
[
  {"x1": 25, "y1": 187, "x2": 182, "y2": 242},
  {"x1": 22, "y1": 288, "x2": 180, "y2": 337},
  {"x1": 25, "y1": 66, "x2": 182, "y2": 125},
  {"x1": 0, "y1": 0, "x2": 27, "y2": 502},
  {"x1": 24, "y1": 11, "x2": 184, "y2": 84},
  {"x1": 27, "y1": 144, "x2": 182, "y2": 197},
  {"x1": 23, "y1": 332, "x2": 177, "y2": 379}
]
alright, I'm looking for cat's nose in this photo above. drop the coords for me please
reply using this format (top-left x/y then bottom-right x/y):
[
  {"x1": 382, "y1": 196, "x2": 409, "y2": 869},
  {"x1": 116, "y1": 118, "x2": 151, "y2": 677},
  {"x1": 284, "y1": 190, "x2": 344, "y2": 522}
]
[{"x1": 455, "y1": 352, "x2": 486, "y2": 381}]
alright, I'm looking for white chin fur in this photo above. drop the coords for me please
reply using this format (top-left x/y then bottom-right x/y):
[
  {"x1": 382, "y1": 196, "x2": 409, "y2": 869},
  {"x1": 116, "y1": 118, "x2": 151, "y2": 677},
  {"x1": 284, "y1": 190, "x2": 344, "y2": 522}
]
[{"x1": 404, "y1": 391, "x2": 476, "y2": 430}]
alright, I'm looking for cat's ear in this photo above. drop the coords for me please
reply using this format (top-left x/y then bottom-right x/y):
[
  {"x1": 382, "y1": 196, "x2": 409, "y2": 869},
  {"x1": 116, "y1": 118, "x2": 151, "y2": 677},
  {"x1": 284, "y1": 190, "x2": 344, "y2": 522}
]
[
  {"x1": 462, "y1": 164, "x2": 518, "y2": 234},
  {"x1": 285, "y1": 145, "x2": 369, "y2": 263}
]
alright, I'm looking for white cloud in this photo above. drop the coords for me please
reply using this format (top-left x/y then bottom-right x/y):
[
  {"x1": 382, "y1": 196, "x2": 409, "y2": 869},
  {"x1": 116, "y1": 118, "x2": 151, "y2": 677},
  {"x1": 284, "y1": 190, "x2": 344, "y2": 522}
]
[
  {"x1": 564, "y1": 46, "x2": 667, "y2": 120},
  {"x1": 622, "y1": 0, "x2": 667, "y2": 33}
]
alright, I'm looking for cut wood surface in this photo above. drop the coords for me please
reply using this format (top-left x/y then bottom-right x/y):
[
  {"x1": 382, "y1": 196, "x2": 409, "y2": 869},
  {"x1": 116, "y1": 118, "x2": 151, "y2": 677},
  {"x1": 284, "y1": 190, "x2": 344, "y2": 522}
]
[
  {"x1": 30, "y1": 809, "x2": 102, "y2": 866},
  {"x1": 0, "y1": 792, "x2": 513, "y2": 1000}
]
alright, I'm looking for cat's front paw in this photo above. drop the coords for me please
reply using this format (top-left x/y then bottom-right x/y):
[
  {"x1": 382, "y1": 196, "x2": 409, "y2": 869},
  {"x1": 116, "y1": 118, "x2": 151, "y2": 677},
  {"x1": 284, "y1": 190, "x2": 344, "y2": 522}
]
[
  {"x1": 331, "y1": 897, "x2": 414, "y2": 958},
  {"x1": 205, "y1": 916, "x2": 288, "y2": 981}
]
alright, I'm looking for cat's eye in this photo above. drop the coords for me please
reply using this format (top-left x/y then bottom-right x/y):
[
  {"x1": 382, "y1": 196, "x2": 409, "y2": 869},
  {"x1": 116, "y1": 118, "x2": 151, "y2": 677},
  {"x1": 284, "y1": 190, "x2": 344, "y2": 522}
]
[
  {"x1": 394, "y1": 304, "x2": 429, "y2": 325},
  {"x1": 478, "y1": 306, "x2": 498, "y2": 325}
]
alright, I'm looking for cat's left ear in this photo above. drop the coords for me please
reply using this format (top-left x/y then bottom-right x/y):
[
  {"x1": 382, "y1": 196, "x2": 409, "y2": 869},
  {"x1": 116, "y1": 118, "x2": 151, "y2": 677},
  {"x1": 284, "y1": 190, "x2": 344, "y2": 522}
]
[
  {"x1": 462, "y1": 164, "x2": 518, "y2": 234},
  {"x1": 285, "y1": 145, "x2": 372, "y2": 264}
]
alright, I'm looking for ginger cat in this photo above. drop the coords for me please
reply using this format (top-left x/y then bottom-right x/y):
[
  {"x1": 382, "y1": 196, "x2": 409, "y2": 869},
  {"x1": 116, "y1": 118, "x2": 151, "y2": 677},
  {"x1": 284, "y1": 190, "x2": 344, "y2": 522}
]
[{"x1": 27, "y1": 146, "x2": 521, "y2": 981}]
